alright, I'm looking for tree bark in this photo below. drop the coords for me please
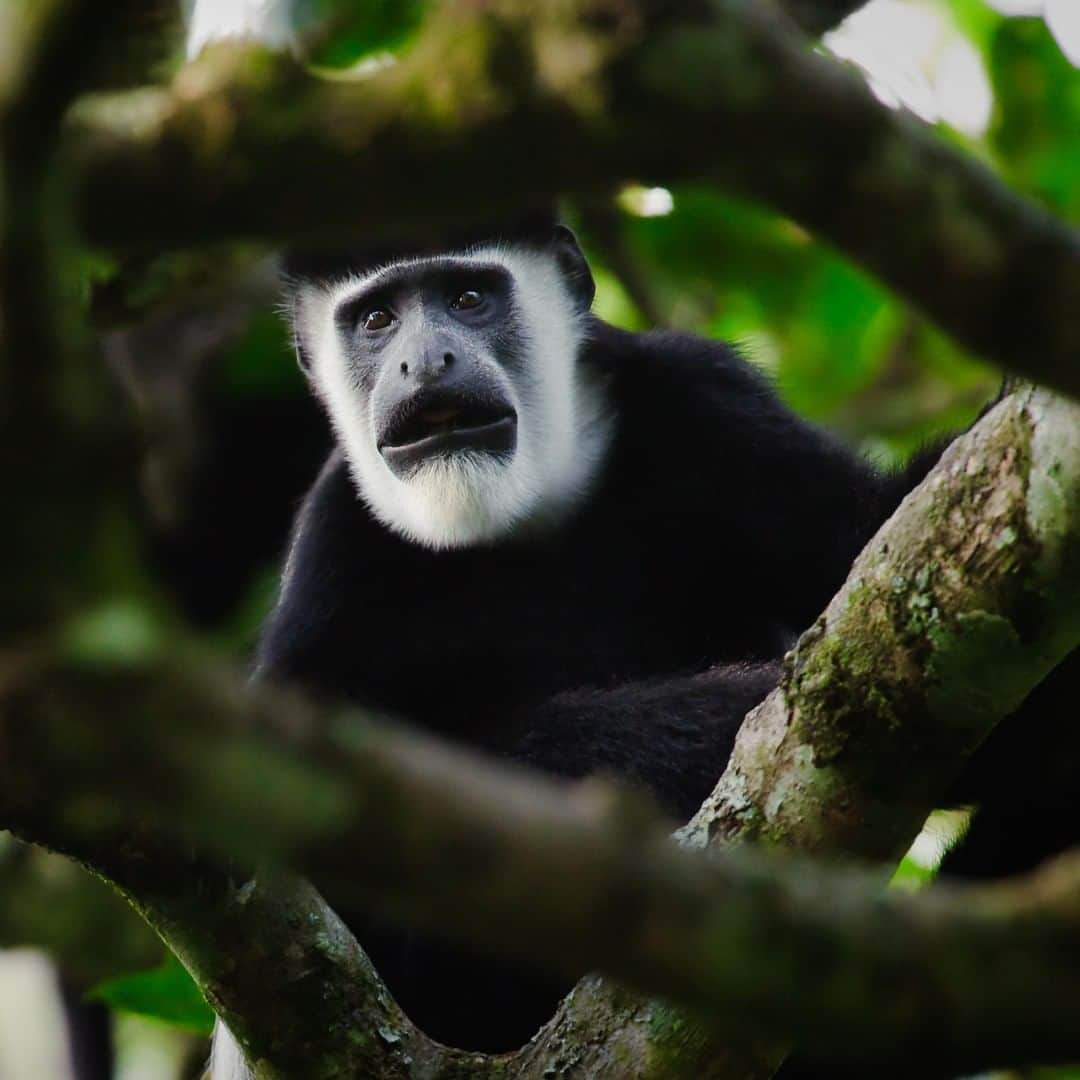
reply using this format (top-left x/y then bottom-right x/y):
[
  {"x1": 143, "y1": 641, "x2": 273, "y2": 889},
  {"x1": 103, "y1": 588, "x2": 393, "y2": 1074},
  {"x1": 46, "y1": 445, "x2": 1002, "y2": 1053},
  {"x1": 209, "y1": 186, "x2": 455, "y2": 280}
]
[
  {"x1": 3, "y1": 389, "x2": 1080, "y2": 1078},
  {"x1": 66, "y1": 1, "x2": 1080, "y2": 399}
]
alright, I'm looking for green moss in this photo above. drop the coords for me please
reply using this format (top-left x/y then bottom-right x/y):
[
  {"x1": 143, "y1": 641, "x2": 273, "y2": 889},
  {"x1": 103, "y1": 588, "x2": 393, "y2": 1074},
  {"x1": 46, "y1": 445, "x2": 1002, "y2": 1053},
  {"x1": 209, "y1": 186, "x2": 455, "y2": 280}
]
[
  {"x1": 785, "y1": 590, "x2": 900, "y2": 765},
  {"x1": 925, "y1": 611, "x2": 1025, "y2": 725},
  {"x1": 643, "y1": 1003, "x2": 724, "y2": 1080},
  {"x1": 783, "y1": 401, "x2": 1052, "y2": 785}
]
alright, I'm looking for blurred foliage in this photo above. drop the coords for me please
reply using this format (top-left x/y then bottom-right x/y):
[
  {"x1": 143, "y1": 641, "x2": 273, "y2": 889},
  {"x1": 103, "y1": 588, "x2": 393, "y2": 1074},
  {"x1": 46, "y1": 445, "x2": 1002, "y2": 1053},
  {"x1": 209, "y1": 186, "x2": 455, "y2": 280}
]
[
  {"x1": 580, "y1": 2, "x2": 1079, "y2": 463},
  {"x1": 890, "y1": 852, "x2": 937, "y2": 891},
  {"x1": 0, "y1": 840, "x2": 161, "y2": 987},
  {"x1": 219, "y1": 310, "x2": 304, "y2": 396},
  {"x1": 988, "y1": 16, "x2": 1080, "y2": 217},
  {"x1": 302, "y1": 0, "x2": 427, "y2": 69},
  {"x1": 578, "y1": 180, "x2": 1002, "y2": 463},
  {"x1": 890, "y1": 808, "x2": 971, "y2": 892}
]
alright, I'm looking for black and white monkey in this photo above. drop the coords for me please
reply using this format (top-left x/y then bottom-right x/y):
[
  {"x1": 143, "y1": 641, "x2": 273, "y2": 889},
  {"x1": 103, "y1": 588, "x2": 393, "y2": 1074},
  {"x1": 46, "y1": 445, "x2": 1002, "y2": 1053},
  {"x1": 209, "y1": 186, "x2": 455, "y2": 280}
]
[
  {"x1": 206, "y1": 211, "x2": 1036, "y2": 1080},
  {"x1": 260, "y1": 208, "x2": 935, "y2": 710},
  {"x1": 202, "y1": 210, "x2": 1080, "y2": 1077},
  {"x1": 183, "y1": 10, "x2": 1080, "y2": 1080}
]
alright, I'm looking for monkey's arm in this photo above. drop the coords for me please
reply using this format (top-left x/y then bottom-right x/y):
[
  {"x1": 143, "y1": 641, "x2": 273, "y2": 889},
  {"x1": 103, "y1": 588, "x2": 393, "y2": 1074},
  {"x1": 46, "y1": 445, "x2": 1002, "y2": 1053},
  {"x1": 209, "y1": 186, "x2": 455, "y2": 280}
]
[{"x1": 495, "y1": 661, "x2": 781, "y2": 822}]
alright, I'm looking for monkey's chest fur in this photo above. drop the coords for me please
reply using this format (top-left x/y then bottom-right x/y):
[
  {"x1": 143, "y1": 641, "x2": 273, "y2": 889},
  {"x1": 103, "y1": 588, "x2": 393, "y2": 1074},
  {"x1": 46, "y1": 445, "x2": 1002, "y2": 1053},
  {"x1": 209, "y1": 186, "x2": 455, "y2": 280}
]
[{"x1": 268, "y1": 456, "x2": 800, "y2": 742}]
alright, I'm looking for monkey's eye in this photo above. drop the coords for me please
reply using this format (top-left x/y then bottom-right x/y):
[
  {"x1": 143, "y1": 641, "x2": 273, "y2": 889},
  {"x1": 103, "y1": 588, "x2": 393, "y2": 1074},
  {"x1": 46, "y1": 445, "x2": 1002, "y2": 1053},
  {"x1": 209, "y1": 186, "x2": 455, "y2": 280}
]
[
  {"x1": 362, "y1": 308, "x2": 393, "y2": 332},
  {"x1": 451, "y1": 288, "x2": 484, "y2": 311}
]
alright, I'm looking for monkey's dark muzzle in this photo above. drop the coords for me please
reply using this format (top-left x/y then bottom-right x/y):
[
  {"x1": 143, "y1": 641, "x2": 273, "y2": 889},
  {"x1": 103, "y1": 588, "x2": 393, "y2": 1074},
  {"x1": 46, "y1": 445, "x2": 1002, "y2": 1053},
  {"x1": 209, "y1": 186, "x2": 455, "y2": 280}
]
[{"x1": 378, "y1": 388, "x2": 517, "y2": 476}]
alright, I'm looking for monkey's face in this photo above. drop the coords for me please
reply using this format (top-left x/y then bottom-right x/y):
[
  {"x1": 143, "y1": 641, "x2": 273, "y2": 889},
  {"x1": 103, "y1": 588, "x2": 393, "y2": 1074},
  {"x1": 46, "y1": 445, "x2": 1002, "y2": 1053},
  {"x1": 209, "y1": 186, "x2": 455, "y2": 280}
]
[
  {"x1": 350, "y1": 260, "x2": 522, "y2": 481},
  {"x1": 290, "y1": 240, "x2": 612, "y2": 550}
]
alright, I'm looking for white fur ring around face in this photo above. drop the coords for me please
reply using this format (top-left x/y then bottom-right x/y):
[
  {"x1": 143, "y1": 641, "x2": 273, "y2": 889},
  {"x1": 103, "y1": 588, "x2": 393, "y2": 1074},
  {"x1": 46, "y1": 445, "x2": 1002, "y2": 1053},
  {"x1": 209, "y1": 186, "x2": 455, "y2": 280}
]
[{"x1": 293, "y1": 246, "x2": 613, "y2": 550}]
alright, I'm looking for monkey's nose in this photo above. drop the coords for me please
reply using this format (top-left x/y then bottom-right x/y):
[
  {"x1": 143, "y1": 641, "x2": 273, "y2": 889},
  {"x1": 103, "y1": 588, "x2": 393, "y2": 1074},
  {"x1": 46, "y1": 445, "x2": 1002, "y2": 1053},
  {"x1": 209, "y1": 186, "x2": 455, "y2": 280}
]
[{"x1": 409, "y1": 349, "x2": 457, "y2": 384}]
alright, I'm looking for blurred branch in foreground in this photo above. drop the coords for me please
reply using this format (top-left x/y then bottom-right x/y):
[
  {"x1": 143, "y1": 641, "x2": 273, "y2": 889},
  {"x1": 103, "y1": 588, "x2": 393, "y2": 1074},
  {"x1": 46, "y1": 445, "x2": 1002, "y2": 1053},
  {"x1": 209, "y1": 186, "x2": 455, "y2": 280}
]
[
  {"x1": 67, "y1": 0, "x2": 1080, "y2": 398},
  {"x1": 1, "y1": 385, "x2": 1079, "y2": 1077}
]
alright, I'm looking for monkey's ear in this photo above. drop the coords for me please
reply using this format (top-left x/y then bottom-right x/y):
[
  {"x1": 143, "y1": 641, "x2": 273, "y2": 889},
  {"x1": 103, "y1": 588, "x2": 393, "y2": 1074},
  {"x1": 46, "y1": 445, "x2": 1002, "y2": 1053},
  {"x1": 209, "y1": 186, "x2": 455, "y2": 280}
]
[
  {"x1": 551, "y1": 225, "x2": 596, "y2": 314},
  {"x1": 284, "y1": 296, "x2": 314, "y2": 374},
  {"x1": 279, "y1": 270, "x2": 316, "y2": 375},
  {"x1": 294, "y1": 340, "x2": 313, "y2": 373}
]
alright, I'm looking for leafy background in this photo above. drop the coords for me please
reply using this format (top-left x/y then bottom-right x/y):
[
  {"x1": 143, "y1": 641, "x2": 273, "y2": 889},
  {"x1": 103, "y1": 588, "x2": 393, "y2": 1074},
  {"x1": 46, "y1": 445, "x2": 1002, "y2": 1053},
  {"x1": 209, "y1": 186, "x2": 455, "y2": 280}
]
[{"x1": 1, "y1": 1, "x2": 1078, "y2": 1077}]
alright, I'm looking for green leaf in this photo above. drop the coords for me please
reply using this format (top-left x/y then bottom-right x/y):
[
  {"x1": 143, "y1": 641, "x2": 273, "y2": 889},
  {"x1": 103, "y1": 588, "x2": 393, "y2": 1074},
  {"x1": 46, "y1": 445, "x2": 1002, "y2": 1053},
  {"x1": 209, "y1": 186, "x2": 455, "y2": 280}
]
[
  {"x1": 220, "y1": 311, "x2": 303, "y2": 396},
  {"x1": 947, "y1": 0, "x2": 1004, "y2": 55},
  {"x1": 989, "y1": 16, "x2": 1080, "y2": 217},
  {"x1": 592, "y1": 265, "x2": 645, "y2": 330},
  {"x1": 300, "y1": 0, "x2": 427, "y2": 69},
  {"x1": 890, "y1": 854, "x2": 935, "y2": 891},
  {"x1": 778, "y1": 257, "x2": 899, "y2": 418},
  {"x1": 90, "y1": 954, "x2": 215, "y2": 1034}
]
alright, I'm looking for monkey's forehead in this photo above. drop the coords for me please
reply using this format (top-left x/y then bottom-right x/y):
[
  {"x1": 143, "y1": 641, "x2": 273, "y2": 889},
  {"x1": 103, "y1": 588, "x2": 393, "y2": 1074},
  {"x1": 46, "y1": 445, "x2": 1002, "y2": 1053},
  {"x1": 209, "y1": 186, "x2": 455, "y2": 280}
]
[{"x1": 281, "y1": 208, "x2": 558, "y2": 287}]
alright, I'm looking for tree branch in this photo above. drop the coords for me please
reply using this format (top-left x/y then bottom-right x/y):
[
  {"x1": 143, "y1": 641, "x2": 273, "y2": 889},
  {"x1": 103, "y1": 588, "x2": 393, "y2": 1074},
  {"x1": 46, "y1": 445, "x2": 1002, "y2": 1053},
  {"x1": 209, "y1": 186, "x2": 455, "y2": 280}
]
[
  {"x1": 9, "y1": 643, "x2": 1080, "y2": 1074},
  {"x1": 66, "y1": 0, "x2": 1080, "y2": 397},
  {"x1": 526, "y1": 385, "x2": 1080, "y2": 1080},
  {"x1": 3, "y1": 385, "x2": 1080, "y2": 1076},
  {"x1": 688, "y1": 385, "x2": 1080, "y2": 859}
]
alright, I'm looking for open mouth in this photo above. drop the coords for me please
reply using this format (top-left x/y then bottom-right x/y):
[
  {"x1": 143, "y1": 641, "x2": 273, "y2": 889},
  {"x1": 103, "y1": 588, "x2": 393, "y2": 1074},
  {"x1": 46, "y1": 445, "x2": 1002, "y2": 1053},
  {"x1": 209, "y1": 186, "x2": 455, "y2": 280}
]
[{"x1": 378, "y1": 392, "x2": 517, "y2": 475}]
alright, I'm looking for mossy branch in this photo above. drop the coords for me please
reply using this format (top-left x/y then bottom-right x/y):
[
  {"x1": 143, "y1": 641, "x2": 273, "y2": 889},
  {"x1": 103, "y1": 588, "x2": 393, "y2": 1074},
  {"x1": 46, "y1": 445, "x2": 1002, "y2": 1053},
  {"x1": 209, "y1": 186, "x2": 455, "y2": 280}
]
[
  {"x1": 1, "y1": 387, "x2": 1080, "y2": 1077},
  {"x1": 66, "y1": 0, "x2": 1080, "y2": 397},
  {"x1": 689, "y1": 386, "x2": 1080, "y2": 859}
]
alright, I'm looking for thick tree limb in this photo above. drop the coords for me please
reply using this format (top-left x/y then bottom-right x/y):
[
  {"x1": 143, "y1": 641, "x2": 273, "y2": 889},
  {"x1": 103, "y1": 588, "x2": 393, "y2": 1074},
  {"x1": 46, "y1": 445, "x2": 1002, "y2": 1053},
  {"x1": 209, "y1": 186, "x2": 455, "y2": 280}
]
[
  {"x1": 67, "y1": 0, "x2": 1080, "y2": 397},
  {"x1": 687, "y1": 386, "x2": 1080, "y2": 858},
  {"x1": 3, "y1": 386, "x2": 1080, "y2": 1076},
  {"x1": 660, "y1": 384, "x2": 1080, "y2": 1076},
  {"x1": 6, "y1": 648, "x2": 1080, "y2": 1073}
]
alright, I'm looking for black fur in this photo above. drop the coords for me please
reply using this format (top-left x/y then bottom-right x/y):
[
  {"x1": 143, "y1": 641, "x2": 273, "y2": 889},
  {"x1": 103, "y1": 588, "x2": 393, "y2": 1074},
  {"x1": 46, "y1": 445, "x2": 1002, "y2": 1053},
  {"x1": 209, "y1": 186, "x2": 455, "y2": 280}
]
[
  {"x1": 259, "y1": 321, "x2": 922, "y2": 720},
  {"x1": 257, "y1": 312, "x2": 946, "y2": 1049}
]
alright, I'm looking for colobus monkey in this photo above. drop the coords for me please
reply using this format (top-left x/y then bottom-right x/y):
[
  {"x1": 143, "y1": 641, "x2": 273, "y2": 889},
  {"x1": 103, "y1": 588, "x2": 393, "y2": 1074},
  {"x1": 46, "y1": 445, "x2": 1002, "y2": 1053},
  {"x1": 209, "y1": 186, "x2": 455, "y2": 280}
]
[
  {"x1": 264, "y1": 213, "x2": 932, "y2": 717},
  {"x1": 212, "y1": 212, "x2": 939, "y2": 1064},
  {"x1": 213, "y1": 211, "x2": 1080, "y2": 1079},
  {"x1": 186, "y1": 11, "x2": 1080, "y2": 1080}
]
